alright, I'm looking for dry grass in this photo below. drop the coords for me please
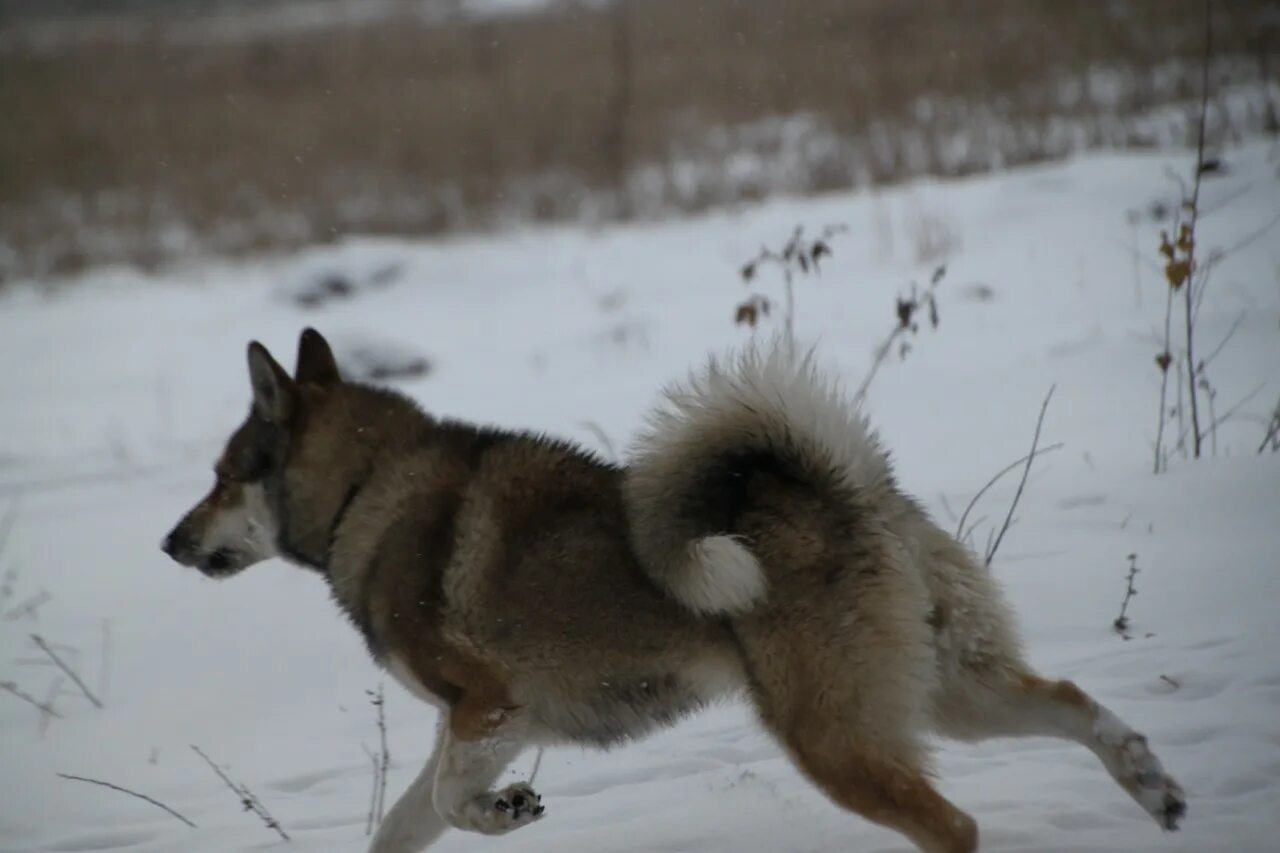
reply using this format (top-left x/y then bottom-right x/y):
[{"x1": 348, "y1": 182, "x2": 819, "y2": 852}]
[{"x1": 0, "y1": 0, "x2": 1271, "y2": 280}]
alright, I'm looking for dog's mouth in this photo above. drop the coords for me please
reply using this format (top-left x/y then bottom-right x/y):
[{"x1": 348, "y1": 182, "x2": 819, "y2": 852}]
[{"x1": 200, "y1": 548, "x2": 241, "y2": 577}]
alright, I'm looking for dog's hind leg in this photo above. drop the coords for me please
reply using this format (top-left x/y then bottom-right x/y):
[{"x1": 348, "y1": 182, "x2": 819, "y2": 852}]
[
  {"x1": 369, "y1": 718, "x2": 449, "y2": 853},
  {"x1": 934, "y1": 666, "x2": 1186, "y2": 831},
  {"x1": 430, "y1": 698, "x2": 545, "y2": 837},
  {"x1": 787, "y1": 740, "x2": 978, "y2": 853},
  {"x1": 741, "y1": 636, "x2": 977, "y2": 852}
]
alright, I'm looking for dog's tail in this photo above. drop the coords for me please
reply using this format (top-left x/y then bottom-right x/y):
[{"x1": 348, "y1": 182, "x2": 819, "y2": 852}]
[{"x1": 624, "y1": 339, "x2": 893, "y2": 616}]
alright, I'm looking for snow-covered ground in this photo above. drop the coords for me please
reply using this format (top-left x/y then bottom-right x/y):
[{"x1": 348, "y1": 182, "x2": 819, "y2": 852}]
[{"x1": 1, "y1": 141, "x2": 1277, "y2": 853}]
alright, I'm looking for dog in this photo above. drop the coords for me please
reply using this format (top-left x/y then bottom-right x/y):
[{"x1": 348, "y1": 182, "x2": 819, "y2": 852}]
[{"x1": 162, "y1": 328, "x2": 1185, "y2": 852}]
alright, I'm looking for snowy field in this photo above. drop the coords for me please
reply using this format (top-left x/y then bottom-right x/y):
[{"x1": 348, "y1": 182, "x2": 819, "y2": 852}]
[{"x1": 1, "y1": 141, "x2": 1278, "y2": 852}]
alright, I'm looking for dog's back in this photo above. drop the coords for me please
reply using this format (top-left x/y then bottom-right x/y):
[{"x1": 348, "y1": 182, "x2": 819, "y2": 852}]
[{"x1": 323, "y1": 398, "x2": 743, "y2": 749}]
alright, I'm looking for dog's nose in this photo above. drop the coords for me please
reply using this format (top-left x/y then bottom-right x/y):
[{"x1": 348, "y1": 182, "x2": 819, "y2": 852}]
[{"x1": 161, "y1": 530, "x2": 185, "y2": 557}]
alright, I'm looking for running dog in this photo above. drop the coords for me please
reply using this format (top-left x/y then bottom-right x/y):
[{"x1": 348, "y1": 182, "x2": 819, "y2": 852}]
[{"x1": 161, "y1": 328, "x2": 1185, "y2": 852}]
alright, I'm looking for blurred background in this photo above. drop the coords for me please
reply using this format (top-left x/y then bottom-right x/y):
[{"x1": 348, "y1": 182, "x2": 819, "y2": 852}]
[
  {"x1": 0, "y1": 0, "x2": 1275, "y2": 282},
  {"x1": 3, "y1": 5, "x2": 1280, "y2": 852}
]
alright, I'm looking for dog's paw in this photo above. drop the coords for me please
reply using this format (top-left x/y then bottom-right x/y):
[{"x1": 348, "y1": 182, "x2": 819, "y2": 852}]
[
  {"x1": 1118, "y1": 734, "x2": 1186, "y2": 831},
  {"x1": 457, "y1": 783, "x2": 545, "y2": 834},
  {"x1": 494, "y1": 783, "x2": 545, "y2": 823}
]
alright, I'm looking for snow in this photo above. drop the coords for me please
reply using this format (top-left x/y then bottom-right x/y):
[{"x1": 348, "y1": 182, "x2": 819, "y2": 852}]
[{"x1": 1, "y1": 140, "x2": 1278, "y2": 852}]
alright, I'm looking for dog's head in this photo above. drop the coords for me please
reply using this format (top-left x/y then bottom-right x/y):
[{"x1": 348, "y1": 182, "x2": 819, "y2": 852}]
[{"x1": 161, "y1": 328, "x2": 343, "y2": 578}]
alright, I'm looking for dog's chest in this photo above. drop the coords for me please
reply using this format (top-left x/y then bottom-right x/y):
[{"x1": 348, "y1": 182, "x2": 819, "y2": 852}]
[{"x1": 384, "y1": 652, "x2": 449, "y2": 710}]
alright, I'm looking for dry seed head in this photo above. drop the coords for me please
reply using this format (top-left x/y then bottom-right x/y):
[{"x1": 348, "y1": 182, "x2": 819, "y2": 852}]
[{"x1": 1165, "y1": 259, "x2": 1191, "y2": 290}]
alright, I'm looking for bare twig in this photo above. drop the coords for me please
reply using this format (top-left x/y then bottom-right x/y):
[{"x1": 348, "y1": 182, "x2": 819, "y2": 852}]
[
  {"x1": 528, "y1": 747, "x2": 545, "y2": 787},
  {"x1": 375, "y1": 686, "x2": 389, "y2": 827},
  {"x1": 955, "y1": 442, "x2": 1065, "y2": 543},
  {"x1": 577, "y1": 421, "x2": 618, "y2": 462},
  {"x1": 190, "y1": 745, "x2": 290, "y2": 841},
  {"x1": 1208, "y1": 382, "x2": 1267, "y2": 434},
  {"x1": 852, "y1": 265, "x2": 947, "y2": 409},
  {"x1": 984, "y1": 386, "x2": 1056, "y2": 566},
  {"x1": 0, "y1": 497, "x2": 19, "y2": 564},
  {"x1": 1216, "y1": 208, "x2": 1280, "y2": 259},
  {"x1": 57, "y1": 773, "x2": 197, "y2": 828},
  {"x1": 1182, "y1": 0, "x2": 1214, "y2": 459},
  {"x1": 5, "y1": 590, "x2": 51, "y2": 621},
  {"x1": 1200, "y1": 311, "x2": 1247, "y2": 370},
  {"x1": 30, "y1": 634, "x2": 102, "y2": 709},
  {"x1": 1200, "y1": 182, "x2": 1253, "y2": 217},
  {"x1": 737, "y1": 223, "x2": 847, "y2": 349},
  {"x1": 364, "y1": 685, "x2": 390, "y2": 829},
  {"x1": 1113, "y1": 554, "x2": 1140, "y2": 640},
  {"x1": 38, "y1": 677, "x2": 64, "y2": 738},
  {"x1": 937, "y1": 493, "x2": 958, "y2": 524},
  {"x1": 98, "y1": 620, "x2": 112, "y2": 706},
  {"x1": 1, "y1": 679, "x2": 62, "y2": 719},
  {"x1": 362, "y1": 743, "x2": 380, "y2": 837},
  {"x1": 1258, "y1": 398, "x2": 1280, "y2": 454},
  {"x1": 1153, "y1": 286, "x2": 1175, "y2": 474}
]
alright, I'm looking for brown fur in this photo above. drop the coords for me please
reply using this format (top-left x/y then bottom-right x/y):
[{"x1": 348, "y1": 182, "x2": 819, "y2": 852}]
[{"x1": 161, "y1": 330, "x2": 1186, "y2": 853}]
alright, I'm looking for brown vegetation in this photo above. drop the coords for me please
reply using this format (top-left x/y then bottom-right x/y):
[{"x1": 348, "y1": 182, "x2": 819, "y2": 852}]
[{"x1": 0, "y1": 0, "x2": 1272, "y2": 280}]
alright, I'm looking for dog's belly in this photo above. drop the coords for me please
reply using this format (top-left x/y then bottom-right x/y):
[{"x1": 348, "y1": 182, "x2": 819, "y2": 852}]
[
  {"x1": 519, "y1": 653, "x2": 745, "y2": 748},
  {"x1": 385, "y1": 652, "x2": 450, "y2": 710}
]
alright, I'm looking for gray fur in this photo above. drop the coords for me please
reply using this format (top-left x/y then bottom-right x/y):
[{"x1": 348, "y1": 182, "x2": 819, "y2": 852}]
[{"x1": 162, "y1": 330, "x2": 1185, "y2": 853}]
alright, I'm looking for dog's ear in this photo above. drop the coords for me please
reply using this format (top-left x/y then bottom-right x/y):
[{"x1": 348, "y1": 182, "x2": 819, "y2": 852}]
[
  {"x1": 295, "y1": 327, "x2": 341, "y2": 386},
  {"x1": 247, "y1": 341, "x2": 296, "y2": 423}
]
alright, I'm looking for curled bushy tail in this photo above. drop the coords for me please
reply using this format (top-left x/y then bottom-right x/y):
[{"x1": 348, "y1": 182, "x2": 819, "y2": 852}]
[{"x1": 624, "y1": 340, "x2": 893, "y2": 616}]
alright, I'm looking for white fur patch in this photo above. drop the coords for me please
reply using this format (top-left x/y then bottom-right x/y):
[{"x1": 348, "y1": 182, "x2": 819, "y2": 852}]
[
  {"x1": 386, "y1": 654, "x2": 447, "y2": 710},
  {"x1": 1092, "y1": 705, "x2": 1186, "y2": 829},
  {"x1": 633, "y1": 338, "x2": 892, "y2": 502},
  {"x1": 202, "y1": 482, "x2": 279, "y2": 563},
  {"x1": 669, "y1": 536, "x2": 767, "y2": 615}
]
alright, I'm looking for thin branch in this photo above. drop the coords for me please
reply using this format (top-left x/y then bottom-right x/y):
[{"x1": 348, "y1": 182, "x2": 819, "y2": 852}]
[
  {"x1": 376, "y1": 686, "x2": 389, "y2": 827},
  {"x1": 960, "y1": 514, "x2": 988, "y2": 547},
  {"x1": 1182, "y1": 0, "x2": 1213, "y2": 460},
  {"x1": 528, "y1": 747, "x2": 545, "y2": 787},
  {"x1": 0, "y1": 497, "x2": 19, "y2": 562},
  {"x1": 1200, "y1": 311, "x2": 1246, "y2": 370},
  {"x1": 30, "y1": 634, "x2": 102, "y2": 709},
  {"x1": 985, "y1": 386, "x2": 1056, "y2": 566},
  {"x1": 38, "y1": 677, "x2": 63, "y2": 738},
  {"x1": 937, "y1": 493, "x2": 958, "y2": 524},
  {"x1": 6, "y1": 590, "x2": 51, "y2": 621},
  {"x1": 362, "y1": 743, "x2": 380, "y2": 837},
  {"x1": 98, "y1": 620, "x2": 112, "y2": 706},
  {"x1": 1113, "y1": 554, "x2": 1140, "y2": 640},
  {"x1": 577, "y1": 421, "x2": 617, "y2": 462},
  {"x1": 1200, "y1": 182, "x2": 1253, "y2": 217},
  {"x1": 190, "y1": 745, "x2": 290, "y2": 841},
  {"x1": 1153, "y1": 286, "x2": 1176, "y2": 474},
  {"x1": 1217, "y1": 209, "x2": 1280, "y2": 259},
  {"x1": 1111, "y1": 237, "x2": 1165, "y2": 279},
  {"x1": 57, "y1": 774, "x2": 197, "y2": 829},
  {"x1": 956, "y1": 442, "x2": 1065, "y2": 542},
  {"x1": 1258, "y1": 399, "x2": 1280, "y2": 454},
  {"x1": 1208, "y1": 382, "x2": 1267, "y2": 433},
  {"x1": 1, "y1": 679, "x2": 62, "y2": 719},
  {"x1": 851, "y1": 328, "x2": 905, "y2": 409}
]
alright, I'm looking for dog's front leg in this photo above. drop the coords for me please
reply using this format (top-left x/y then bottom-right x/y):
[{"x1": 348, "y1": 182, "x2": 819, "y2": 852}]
[
  {"x1": 368, "y1": 717, "x2": 449, "y2": 853},
  {"x1": 431, "y1": 699, "x2": 544, "y2": 836}
]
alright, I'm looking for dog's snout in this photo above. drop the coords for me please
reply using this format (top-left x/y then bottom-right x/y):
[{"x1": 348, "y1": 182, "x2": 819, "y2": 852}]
[{"x1": 161, "y1": 529, "x2": 187, "y2": 558}]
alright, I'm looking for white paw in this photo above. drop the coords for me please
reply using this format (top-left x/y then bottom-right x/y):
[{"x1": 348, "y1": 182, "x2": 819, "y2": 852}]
[
  {"x1": 1115, "y1": 734, "x2": 1187, "y2": 830},
  {"x1": 456, "y1": 783, "x2": 545, "y2": 835}
]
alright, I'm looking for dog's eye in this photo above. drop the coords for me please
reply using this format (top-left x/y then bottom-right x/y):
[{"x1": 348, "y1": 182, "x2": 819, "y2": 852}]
[{"x1": 245, "y1": 450, "x2": 273, "y2": 479}]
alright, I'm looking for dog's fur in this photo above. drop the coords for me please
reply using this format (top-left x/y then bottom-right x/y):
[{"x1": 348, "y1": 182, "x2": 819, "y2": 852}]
[{"x1": 163, "y1": 329, "x2": 1185, "y2": 852}]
